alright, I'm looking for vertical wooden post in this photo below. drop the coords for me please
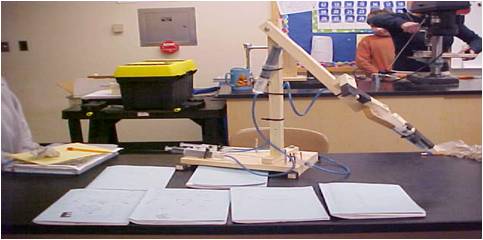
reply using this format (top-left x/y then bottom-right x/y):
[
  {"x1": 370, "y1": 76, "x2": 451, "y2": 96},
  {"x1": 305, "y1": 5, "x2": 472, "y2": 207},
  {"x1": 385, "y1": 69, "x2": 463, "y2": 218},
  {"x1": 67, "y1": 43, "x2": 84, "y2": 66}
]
[
  {"x1": 267, "y1": 41, "x2": 284, "y2": 160},
  {"x1": 271, "y1": 2, "x2": 298, "y2": 78},
  {"x1": 270, "y1": 1, "x2": 279, "y2": 23},
  {"x1": 267, "y1": 3, "x2": 285, "y2": 161}
]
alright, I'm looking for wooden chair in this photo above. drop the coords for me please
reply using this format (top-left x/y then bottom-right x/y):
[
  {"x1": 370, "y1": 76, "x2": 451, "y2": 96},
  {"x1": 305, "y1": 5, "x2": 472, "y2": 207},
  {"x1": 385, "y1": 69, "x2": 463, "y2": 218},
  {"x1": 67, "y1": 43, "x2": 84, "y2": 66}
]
[{"x1": 229, "y1": 127, "x2": 329, "y2": 153}]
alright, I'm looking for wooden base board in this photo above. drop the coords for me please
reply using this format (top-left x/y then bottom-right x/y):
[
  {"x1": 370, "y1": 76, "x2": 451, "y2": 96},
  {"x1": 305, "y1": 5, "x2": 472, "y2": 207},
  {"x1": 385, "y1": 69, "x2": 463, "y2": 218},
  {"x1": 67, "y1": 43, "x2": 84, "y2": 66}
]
[
  {"x1": 179, "y1": 150, "x2": 319, "y2": 178},
  {"x1": 283, "y1": 75, "x2": 308, "y2": 81}
]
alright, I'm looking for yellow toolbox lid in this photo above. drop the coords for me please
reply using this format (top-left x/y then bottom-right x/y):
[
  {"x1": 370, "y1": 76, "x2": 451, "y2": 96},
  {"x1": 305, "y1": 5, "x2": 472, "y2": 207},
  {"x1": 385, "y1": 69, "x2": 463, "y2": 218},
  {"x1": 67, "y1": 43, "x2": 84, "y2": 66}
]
[{"x1": 114, "y1": 59, "x2": 197, "y2": 78}]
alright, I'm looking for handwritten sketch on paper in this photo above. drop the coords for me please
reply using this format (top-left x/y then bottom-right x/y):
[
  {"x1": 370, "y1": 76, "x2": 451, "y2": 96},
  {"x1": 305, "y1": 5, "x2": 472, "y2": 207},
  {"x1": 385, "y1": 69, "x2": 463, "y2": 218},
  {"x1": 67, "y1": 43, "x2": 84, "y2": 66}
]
[
  {"x1": 33, "y1": 189, "x2": 145, "y2": 225},
  {"x1": 129, "y1": 189, "x2": 230, "y2": 225}
]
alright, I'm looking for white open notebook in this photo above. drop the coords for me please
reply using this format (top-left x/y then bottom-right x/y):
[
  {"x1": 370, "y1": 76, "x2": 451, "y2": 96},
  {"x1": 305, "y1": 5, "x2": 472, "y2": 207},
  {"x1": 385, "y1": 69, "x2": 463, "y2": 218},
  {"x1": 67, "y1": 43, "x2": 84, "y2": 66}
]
[
  {"x1": 230, "y1": 186, "x2": 330, "y2": 223},
  {"x1": 33, "y1": 188, "x2": 145, "y2": 225},
  {"x1": 319, "y1": 182, "x2": 426, "y2": 219},
  {"x1": 86, "y1": 165, "x2": 175, "y2": 190},
  {"x1": 34, "y1": 165, "x2": 234, "y2": 226},
  {"x1": 186, "y1": 166, "x2": 267, "y2": 189},
  {"x1": 129, "y1": 188, "x2": 230, "y2": 225}
]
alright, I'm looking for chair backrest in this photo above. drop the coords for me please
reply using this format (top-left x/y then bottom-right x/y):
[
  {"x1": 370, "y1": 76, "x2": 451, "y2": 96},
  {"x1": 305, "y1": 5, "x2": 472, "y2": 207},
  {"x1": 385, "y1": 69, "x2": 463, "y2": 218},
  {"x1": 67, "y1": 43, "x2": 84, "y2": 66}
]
[{"x1": 229, "y1": 127, "x2": 329, "y2": 153}]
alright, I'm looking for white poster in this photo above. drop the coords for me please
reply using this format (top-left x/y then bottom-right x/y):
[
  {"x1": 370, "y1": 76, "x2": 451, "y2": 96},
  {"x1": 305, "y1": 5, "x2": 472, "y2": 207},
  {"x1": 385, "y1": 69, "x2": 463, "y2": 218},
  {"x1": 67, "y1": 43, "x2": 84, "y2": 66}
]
[{"x1": 277, "y1": 1, "x2": 319, "y2": 15}]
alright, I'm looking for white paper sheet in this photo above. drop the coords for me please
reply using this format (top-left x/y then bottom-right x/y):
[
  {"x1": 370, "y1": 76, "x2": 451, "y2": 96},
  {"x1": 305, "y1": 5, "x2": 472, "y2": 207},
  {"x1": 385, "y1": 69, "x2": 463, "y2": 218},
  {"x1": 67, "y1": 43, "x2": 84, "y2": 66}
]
[
  {"x1": 319, "y1": 182, "x2": 426, "y2": 219},
  {"x1": 230, "y1": 186, "x2": 330, "y2": 223},
  {"x1": 129, "y1": 188, "x2": 230, "y2": 225},
  {"x1": 186, "y1": 166, "x2": 267, "y2": 189},
  {"x1": 87, "y1": 165, "x2": 175, "y2": 190},
  {"x1": 310, "y1": 36, "x2": 333, "y2": 63},
  {"x1": 33, "y1": 189, "x2": 145, "y2": 225},
  {"x1": 72, "y1": 78, "x2": 116, "y2": 97},
  {"x1": 277, "y1": 1, "x2": 318, "y2": 15},
  {"x1": 82, "y1": 89, "x2": 121, "y2": 100}
]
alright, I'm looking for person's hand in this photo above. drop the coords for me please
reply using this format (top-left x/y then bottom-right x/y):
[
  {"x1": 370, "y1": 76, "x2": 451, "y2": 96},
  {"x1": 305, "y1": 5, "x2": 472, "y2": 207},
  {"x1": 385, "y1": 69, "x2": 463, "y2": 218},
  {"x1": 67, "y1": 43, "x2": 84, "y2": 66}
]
[
  {"x1": 401, "y1": 22, "x2": 421, "y2": 33},
  {"x1": 458, "y1": 46, "x2": 477, "y2": 61},
  {"x1": 31, "y1": 146, "x2": 60, "y2": 159}
]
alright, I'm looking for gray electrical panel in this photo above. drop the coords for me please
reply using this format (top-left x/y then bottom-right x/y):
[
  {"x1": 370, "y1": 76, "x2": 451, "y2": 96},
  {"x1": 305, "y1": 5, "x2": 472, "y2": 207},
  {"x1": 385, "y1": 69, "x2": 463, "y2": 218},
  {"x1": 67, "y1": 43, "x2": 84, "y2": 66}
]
[{"x1": 138, "y1": 7, "x2": 197, "y2": 46}]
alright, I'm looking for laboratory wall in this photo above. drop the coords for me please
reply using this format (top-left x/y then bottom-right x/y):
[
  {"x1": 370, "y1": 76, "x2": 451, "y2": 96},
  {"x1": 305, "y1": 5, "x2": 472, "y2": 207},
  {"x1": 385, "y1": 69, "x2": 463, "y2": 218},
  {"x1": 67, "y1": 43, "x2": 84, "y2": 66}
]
[{"x1": 1, "y1": 1, "x2": 270, "y2": 143}]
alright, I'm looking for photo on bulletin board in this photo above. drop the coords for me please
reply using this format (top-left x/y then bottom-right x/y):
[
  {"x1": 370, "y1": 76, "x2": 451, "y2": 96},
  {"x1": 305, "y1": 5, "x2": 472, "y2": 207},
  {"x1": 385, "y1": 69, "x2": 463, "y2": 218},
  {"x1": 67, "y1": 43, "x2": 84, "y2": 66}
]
[{"x1": 312, "y1": 1, "x2": 406, "y2": 33}]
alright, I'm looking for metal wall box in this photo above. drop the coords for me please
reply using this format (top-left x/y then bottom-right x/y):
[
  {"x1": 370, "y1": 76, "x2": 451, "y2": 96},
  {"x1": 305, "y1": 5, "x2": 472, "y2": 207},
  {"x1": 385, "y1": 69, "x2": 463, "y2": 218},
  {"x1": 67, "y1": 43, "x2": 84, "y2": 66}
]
[{"x1": 138, "y1": 7, "x2": 197, "y2": 47}]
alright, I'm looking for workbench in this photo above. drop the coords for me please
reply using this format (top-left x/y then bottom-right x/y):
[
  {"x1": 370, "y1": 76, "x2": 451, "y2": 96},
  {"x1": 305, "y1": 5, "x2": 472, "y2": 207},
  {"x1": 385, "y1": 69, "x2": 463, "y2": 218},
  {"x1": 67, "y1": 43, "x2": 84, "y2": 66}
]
[
  {"x1": 2, "y1": 152, "x2": 481, "y2": 238},
  {"x1": 62, "y1": 97, "x2": 227, "y2": 150},
  {"x1": 218, "y1": 78, "x2": 482, "y2": 153}
]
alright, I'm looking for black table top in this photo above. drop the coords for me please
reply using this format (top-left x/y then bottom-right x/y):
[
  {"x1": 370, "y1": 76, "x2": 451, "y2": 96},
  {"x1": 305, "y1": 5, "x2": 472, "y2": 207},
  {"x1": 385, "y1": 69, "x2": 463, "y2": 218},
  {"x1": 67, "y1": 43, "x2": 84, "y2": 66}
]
[
  {"x1": 218, "y1": 78, "x2": 482, "y2": 99},
  {"x1": 62, "y1": 97, "x2": 226, "y2": 120},
  {"x1": 2, "y1": 152, "x2": 481, "y2": 236}
]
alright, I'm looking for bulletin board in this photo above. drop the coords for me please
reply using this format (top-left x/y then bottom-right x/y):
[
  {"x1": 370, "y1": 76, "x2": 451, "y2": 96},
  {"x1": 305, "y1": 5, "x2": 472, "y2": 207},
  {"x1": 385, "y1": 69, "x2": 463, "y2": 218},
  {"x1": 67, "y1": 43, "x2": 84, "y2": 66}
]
[
  {"x1": 285, "y1": 1, "x2": 408, "y2": 62},
  {"x1": 312, "y1": 1, "x2": 406, "y2": 33},
  {"x1": 288, "y1": 10, "x2": 358, "y2": 62},
  {"x1": 286, "y1": 0, "x2": 482, "y2": 65}
]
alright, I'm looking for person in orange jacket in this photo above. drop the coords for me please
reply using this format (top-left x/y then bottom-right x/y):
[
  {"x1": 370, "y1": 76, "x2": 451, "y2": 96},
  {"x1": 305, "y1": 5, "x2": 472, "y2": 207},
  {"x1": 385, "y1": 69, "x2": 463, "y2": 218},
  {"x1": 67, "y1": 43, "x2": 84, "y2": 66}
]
[{"x1": 356, "y1": 9, "x2": 395, "y2": 77}]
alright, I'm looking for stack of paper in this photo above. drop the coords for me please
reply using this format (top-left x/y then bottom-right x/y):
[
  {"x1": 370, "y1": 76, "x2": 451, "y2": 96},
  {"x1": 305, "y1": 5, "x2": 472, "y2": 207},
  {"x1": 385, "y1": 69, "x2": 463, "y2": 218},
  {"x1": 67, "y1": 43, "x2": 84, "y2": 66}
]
[
  {"x1": 186, "y1": 166, "x2": 267, "y2": 189},
  {"x1": 129, "y1": 188, "x2": 230, "y2": 225},
  {"x1": 3, "y1": 153, "x2": 118, "y2": 175},
  {"x1": 3, "y1": 144, "x2": 121, "y2": 175},
  {"x1": 9, "y1": 143, "x2": 118, "y2": 165},
  {"x1": 86, "y1": 165, "x2": 175, "y2": 190},
  {"x1": 33, "y1": 188, "x2": 145, "y2": 225},
  {"x1": 319, "y1": 182, "x2": 426, "y2": 219},
  {"x1": 230, "y1": 186, "x2": 330, "y2": 223}
]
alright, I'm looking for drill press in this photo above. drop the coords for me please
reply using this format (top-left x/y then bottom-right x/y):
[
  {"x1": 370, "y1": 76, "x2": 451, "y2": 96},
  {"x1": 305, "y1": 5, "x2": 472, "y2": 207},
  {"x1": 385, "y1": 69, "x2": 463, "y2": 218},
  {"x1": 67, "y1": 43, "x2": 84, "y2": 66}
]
[{"x1": 400, "y1": 1, "x2": 473, "y2": 89}]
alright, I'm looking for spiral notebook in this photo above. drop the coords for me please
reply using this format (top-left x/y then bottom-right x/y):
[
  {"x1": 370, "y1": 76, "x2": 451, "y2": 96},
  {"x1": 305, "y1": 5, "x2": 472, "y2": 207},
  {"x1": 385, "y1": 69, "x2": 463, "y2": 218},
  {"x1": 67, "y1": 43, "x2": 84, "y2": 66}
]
[
  {"x1": 319, "y1": 182, "x2": 426, "y2": 219},
  {"x1": 230, "y1": 186, "x2": 330, "y2": 223},
  {"x1": 33, "y1": 188, "x2": 145, "y2": 225},
  {"x1": 129, "y1": 188, "x2": 230, "y2": 225}
]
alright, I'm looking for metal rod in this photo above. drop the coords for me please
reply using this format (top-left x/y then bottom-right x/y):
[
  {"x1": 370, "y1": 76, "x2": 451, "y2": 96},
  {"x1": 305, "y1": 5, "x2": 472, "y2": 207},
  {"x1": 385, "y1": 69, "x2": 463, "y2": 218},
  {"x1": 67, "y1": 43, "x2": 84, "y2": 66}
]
[
  {"x1": 243, "y1": 43, "x2": 268, "y2": 72},
  {"x1": 430, "y1": 36, "x2": 444, "y2": 75}
]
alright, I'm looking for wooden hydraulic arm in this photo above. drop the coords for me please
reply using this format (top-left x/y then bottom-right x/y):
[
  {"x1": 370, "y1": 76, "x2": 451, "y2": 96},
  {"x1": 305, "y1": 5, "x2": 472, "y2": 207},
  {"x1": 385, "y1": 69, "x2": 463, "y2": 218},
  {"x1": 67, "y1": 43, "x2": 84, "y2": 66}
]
[{"x1": 259, "y1": 21, "x2": 434, "y2": 151}]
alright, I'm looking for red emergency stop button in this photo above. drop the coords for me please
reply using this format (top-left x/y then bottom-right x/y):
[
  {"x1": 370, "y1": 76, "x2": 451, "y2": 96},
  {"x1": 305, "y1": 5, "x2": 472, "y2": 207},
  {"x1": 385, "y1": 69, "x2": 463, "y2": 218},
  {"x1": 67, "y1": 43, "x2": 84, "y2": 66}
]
[{"x1": 160, "y1": 40, "x2": 179, "y2": 54}]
